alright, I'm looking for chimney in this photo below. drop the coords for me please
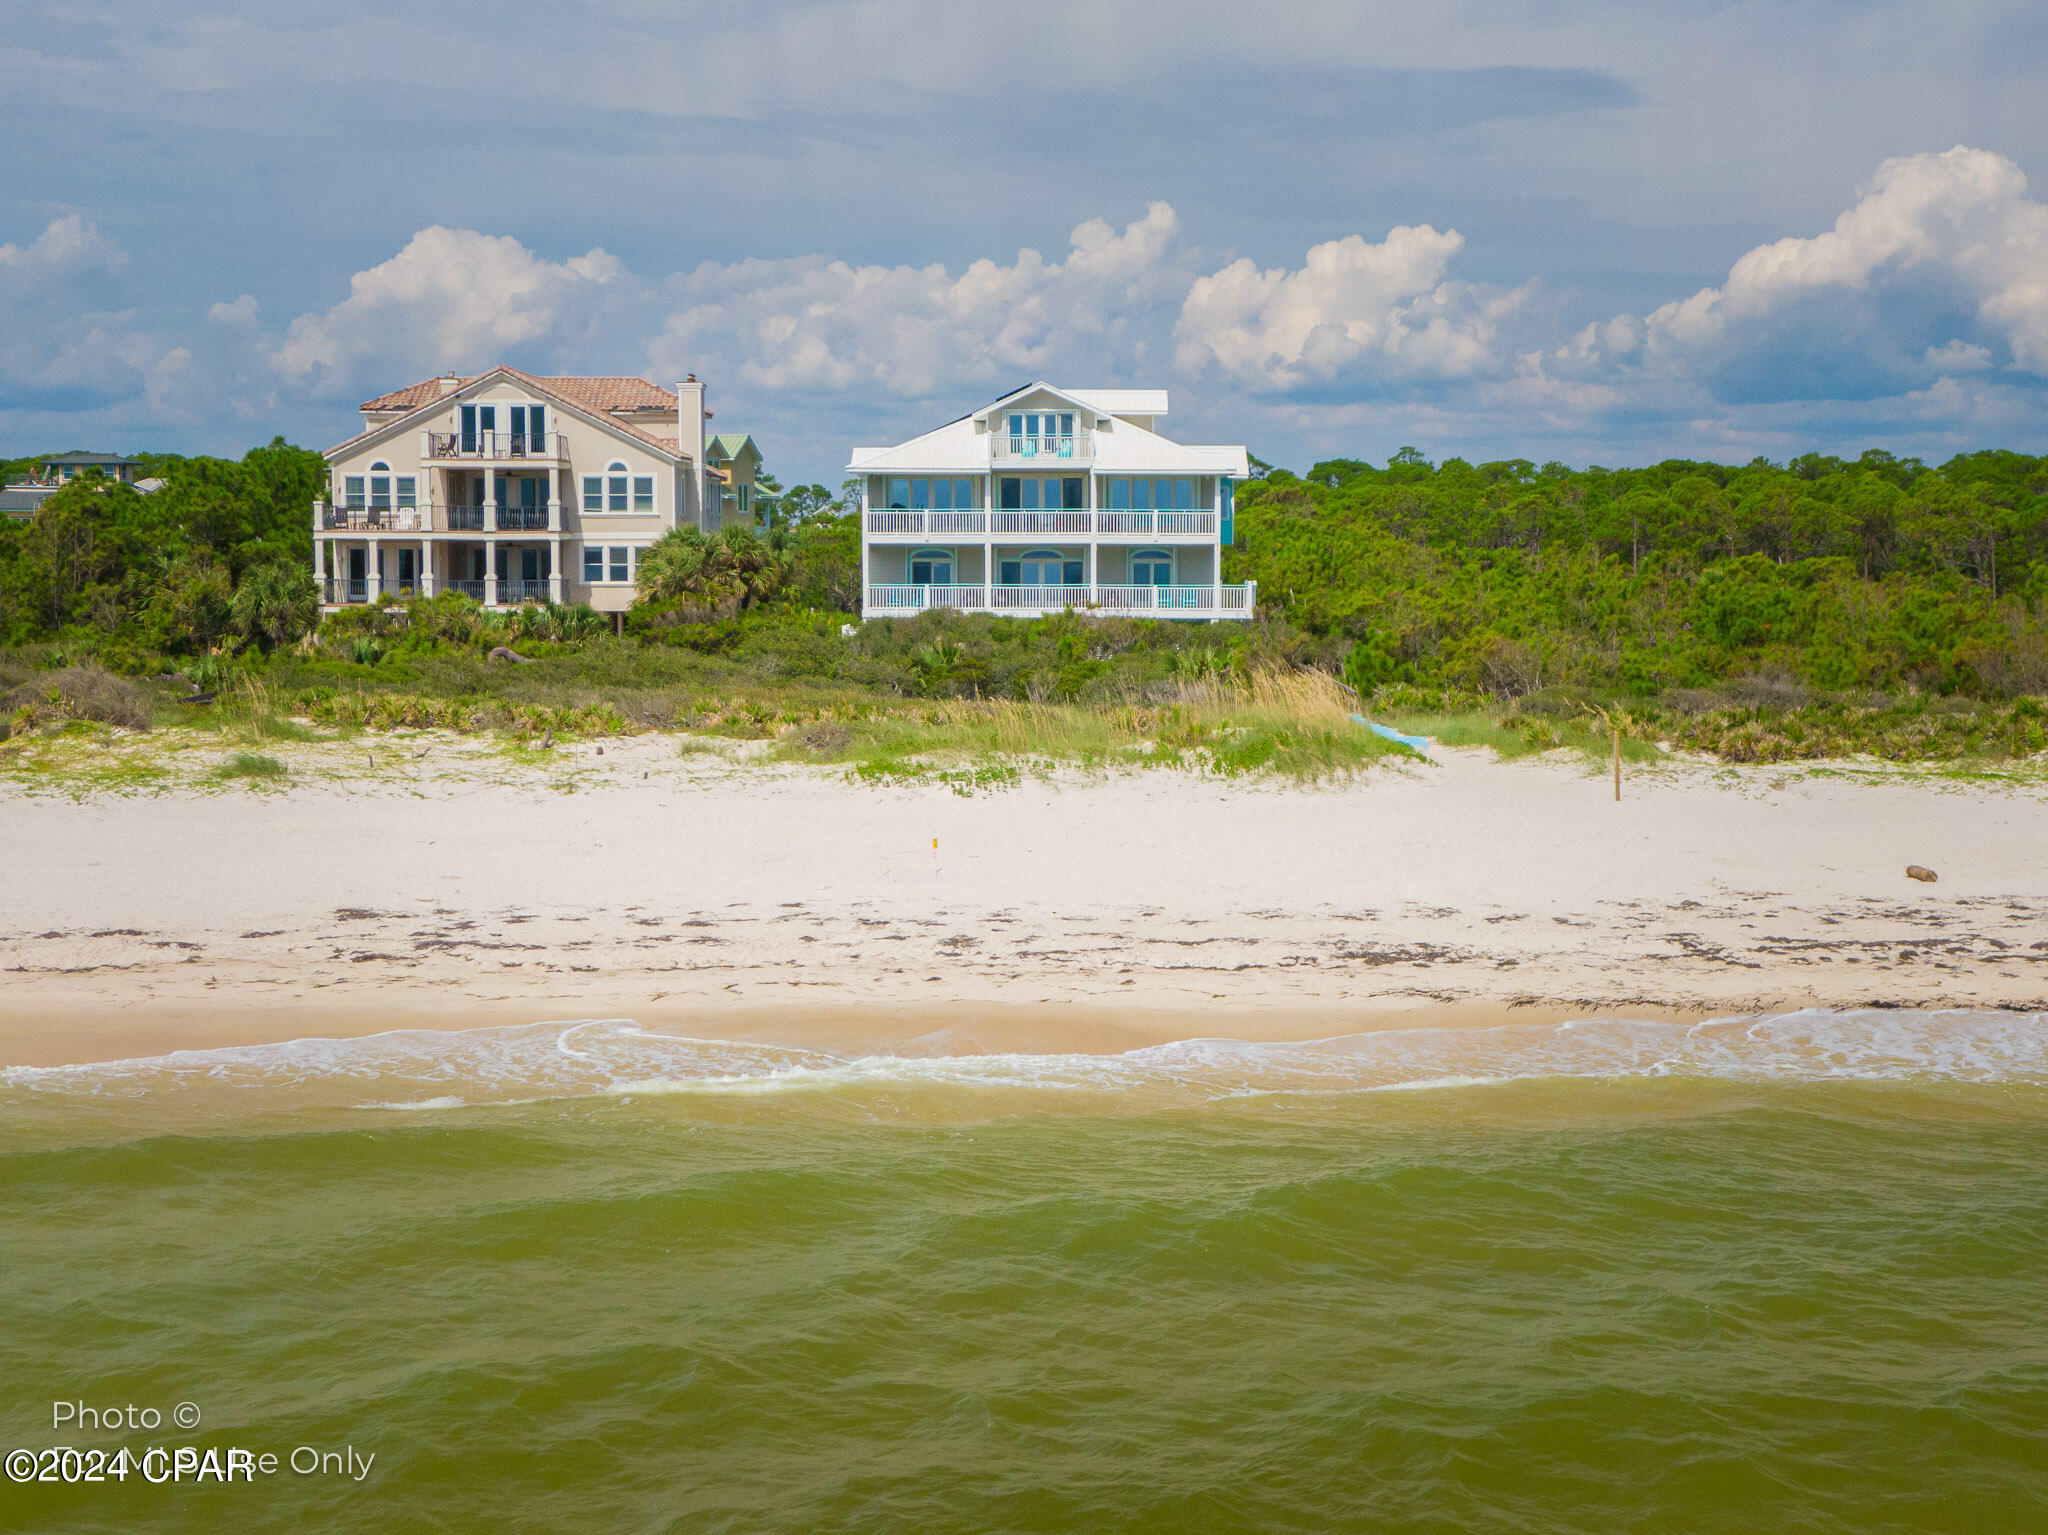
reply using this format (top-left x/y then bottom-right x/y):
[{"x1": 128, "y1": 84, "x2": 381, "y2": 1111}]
[{"x1": 676, "y1": 374, "x2": 708, "y2": 528}]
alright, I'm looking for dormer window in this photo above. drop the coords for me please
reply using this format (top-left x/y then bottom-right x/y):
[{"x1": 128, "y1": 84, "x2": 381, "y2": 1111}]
[{"x1": 1007, "y1": 411, "x2": 1076, "y2": 458}]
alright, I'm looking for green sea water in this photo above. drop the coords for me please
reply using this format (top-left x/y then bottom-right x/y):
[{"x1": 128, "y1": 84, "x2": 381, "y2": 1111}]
[{"x1": 3, "y1": 1013, "x2": 2047, "y2": 1533}]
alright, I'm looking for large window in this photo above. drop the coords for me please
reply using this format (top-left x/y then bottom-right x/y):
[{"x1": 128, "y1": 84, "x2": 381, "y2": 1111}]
[
  {"x1": 508, "y1": 404, "x2": 545, "y2": 453},
  {"x1": 583, "y1": 546, "x2": 603, "y2": 583},
  {"x1": 395, "y1": 476, "x2": 416, "y2": 509},
  {"x1": 609, "y1": 546, "x2": 629, "y2": 582},
  {"x1": 582, "y1": 476, "x2": 602, "y2": 514},
  {"x1": 1105, "y1": 477, "x2": 1197, "y2": 510},
  {"x1": 886, "y1": 477, "x2": 977, "y2": 510},
  {"x1": 607, "y1": 462, "x2": 629, "y2": 514},
  {"x1": 909, "y1": 549, "x2": 953, "y2": 585},
  {"x1": 583, "y1": 545, "x2": 638, "y2": 584},
  {"x1": 632, "y1": 476, "x2": 654, "y2": 513},
  {"x1": 369, "y1": 461, "x2": 391, "y2": 511},
  {"x1": 1006, "y1": 412, "x2": 1077, "y2": 456},
  {"x1": 1131, "y1": 549, "x2": 1173, "y2": 586},
  {"x1": 997, "y1": 477, "x2": 1084, "y2": 510},
  {"x1": 1000, "y1": 548, "x2": 1081, "y2": 586},
  {"x1": 460, "y1": 404, "x2": 496, "y2": 454},
  {"x1": 342, "y1": 476, "x2": 365, "y2": 510}
]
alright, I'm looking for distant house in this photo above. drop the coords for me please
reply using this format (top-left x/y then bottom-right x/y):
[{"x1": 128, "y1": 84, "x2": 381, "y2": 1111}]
[
  {"x1": 704, "y1": 433, "x2": 763, "y2": 525},
  {"x1": 40, "y1": 451, "x2": 142, "y2": 484},
  {"x1": 1, "y1": 484, "x2": 56, "y2": 520}
]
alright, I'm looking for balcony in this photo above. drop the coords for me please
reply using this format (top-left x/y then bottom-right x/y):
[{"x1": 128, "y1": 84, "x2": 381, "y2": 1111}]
[
  {"x1": 319, "y1": 503, "x2": 431, "y2": 532},
  {"x1": 314, "y1": 501, "x2": 555, "y2": 534},
  {"x1": 423, "y1": 430, "x2": 566, "y2": 462},
  {"x1": 865, "y1": 583, "x2": 1254, "y2": 619},
  {"x1": 446, "y1": 580, "x2": 486, "y2": 600},
  {"x1": 498, "y1": 579, "x2": 555, "y2": 603},
  {"x1": 993, "y1": 431, "x2": 1093, "y2": 463},
  {"x1": 864, "y1": 508, "x2": 1216, "y2": 539}
]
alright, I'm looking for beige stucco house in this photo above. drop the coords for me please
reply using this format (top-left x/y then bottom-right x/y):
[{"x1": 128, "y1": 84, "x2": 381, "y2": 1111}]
[{"x1": 315, "y1": 368, "x2": 739, "y2": 612}]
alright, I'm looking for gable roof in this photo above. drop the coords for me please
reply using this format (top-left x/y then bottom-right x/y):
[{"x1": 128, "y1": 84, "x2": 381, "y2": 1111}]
[
  {"x1": 329, "y1": 368, "x2": 684, "y2": 460},
  {"x1": 849, "y1": 386, "x2": 1244, "y2": 477},
  {"x1": 705, "y1": 433, "x2": 760, "y2": 463}
]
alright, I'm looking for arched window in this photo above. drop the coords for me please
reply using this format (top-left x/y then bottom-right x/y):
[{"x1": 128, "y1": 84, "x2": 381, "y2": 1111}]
[
  {"x1": 607, "y1": 461, "x2": 629, "y2": 514},
  {"x1": 1131, "y1": 548, "x2": 1172, "y2": 586},
  {"x1": 369, "y1": 460, "x2": 392, "y2": 511},
  {"x1": 909, "y1": 549, "x2": 953, "y2": 586},
  {"x1": 1001, "y1": 547, "x2": 1080, "y2": 587}
]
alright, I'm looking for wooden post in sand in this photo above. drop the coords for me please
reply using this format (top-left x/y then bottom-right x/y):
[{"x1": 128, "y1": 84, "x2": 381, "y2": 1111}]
[{"x1": 1588, "y1": 705, "x2": 1619, "y2": 802}]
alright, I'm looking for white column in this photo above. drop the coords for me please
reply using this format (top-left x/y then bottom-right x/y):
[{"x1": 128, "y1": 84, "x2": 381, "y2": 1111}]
[
  {"x1": 421, "y1": 539, "x2": 435, "y2": 597},
  {"x1": 985, "y1": 468, "x2": 996, "y2": 612},
  {"x1": 1086, "y1": 543, "x2": 1096, "y2": 606},
  {"x1": 547, "y1": 466, "x2": 560, "y2": 533},
  {"x1": 314, "y1": 536, "x2": 327, "y2": 603},
  {"x1": 549, "y1": 537, "x2": 563, "y2": 603},
  {"x1": 485, "y1": 472, "x2": 498, "y2": 533},
  {"x1": 860, "y1": 518, "x2": 871, "y2": 615},
  {"x1": 483, "y1": 543, "x2": 498, "y2": 606},
  {"x1": 366, "y1": 538, "x2": 382, "y2": 600}
]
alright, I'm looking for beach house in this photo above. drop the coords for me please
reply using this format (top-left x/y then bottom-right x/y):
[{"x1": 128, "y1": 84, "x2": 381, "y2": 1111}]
[
  {"x1": 849, "y1": 384, "x2": 1254, "y2": 619},
  {"x1": 315, "y1": 368, "x2": 739, "y2": 612}
]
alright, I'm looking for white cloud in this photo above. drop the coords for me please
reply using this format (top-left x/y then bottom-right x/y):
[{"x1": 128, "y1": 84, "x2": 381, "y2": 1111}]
[
  {"x1": 268, "y1": 227, "x2": 627, "y2": 395},
  {"x1": 0, "y1": 214, "x2": 127, "y2": 276},
  {"x1": 649, "y1": 203, "x2": 1188, "y2": 398},
  {"x1": 1173, "y1": 225, "x2": 1528, "y2": 392},
  {"x1": 1564, "y1": 147, "x2": 2048, "y2": 397}
]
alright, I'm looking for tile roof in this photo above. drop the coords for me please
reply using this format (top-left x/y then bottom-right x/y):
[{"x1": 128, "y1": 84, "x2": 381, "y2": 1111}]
[
  {"x1": 337, "y1": 369, "x2": 688, "y2": 459},
  {"x1": 41, "y1": 450, "x2": 141, "y2": 466},
  {"x1": 359, "y1": 371, "x2": 677, "y2": 415}
]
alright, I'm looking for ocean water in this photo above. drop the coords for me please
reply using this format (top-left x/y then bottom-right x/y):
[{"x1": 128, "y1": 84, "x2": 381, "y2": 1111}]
[{"x1": 3, "y1": 1011, "x2": 2047, "y2": 1532}]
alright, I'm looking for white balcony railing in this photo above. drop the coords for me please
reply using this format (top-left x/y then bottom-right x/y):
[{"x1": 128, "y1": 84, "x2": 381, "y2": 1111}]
[
  {"x1": 866, "y1": 507, "x2": 1215, "y2": 538},
  {"x1": 994, "y1": 432, "x2": 1093, "y2": 462},
  {"x1": 865, "y1": 583, "x2": 1255, "y2": 618}
]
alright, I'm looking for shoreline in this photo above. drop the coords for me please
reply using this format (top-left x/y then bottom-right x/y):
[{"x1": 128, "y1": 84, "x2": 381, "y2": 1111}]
[{"x1": 5, "y1": 739, "x2": 2045, "y2": 1070}]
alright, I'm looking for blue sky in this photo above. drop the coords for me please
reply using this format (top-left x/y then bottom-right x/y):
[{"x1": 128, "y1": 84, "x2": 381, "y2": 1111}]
[{"x1": 5, "y1": 0, "x2": 2048, "y2": 483}]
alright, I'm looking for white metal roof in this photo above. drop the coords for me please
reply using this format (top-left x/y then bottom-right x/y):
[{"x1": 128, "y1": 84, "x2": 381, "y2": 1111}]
[{"x1": 848, "y1": 386, "x2": 1244, "y2": 477}]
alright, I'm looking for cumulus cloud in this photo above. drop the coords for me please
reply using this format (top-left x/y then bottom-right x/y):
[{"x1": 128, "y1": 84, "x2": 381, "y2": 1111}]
[
  {"x1": 269, "y1": 226, "x2": 629, "y2": 395},
  {"x1": 1173, "y1": 225, "x2": 1529, "y2": 393},
  {"x1": 0, "y1": 214, "x2": 127, "y2": 277},
  {"x1": 649, "y1": 203, "x2": 1189, "y2": 398},
  {"x1": 1561, "y1": 147, "x2": 2048, "y2": 404}
]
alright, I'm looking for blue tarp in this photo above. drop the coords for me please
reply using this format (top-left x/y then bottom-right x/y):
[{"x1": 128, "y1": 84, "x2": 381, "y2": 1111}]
[{"x1": 1351, "y1": 715, "x2": 1432, "y2": 752}]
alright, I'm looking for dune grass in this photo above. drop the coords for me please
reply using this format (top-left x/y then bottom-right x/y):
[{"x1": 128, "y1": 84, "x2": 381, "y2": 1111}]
[
  {"x1": 771, "y1": 670, "x2": 1412, "y2": 784},
  {"x1": 210, "y1": 751, "x2": 289, "y2": 783}
]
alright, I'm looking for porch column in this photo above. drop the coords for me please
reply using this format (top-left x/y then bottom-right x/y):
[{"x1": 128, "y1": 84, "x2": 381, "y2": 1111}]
[
  {"x1": 366, "y1": 538, "x2": 382, "y2": 599},
  {"x1": 860, "y1": 519, "x2": 871, "y2": 615},
  {"x1": 421, "y1": 539, "x2": 435, "y2": 597},
  {"x1": 314, "y1": 537, "x2": 327, "y2": 604},
  {"x1": 483, "y1": 545, "x2": 498, "y2": 607},
  {"x1": 1086, "y1": 543, "x2": 1095, "y2": 606},
  {"x1": 549, "y1": 536, "x2": 563, "y2": 603},
  {"x1": 485, "y1": 472, "x2": 499, "y2": 533},
  {"x1": 547, "y1": 467, "x2": 560, "y2": 533}
]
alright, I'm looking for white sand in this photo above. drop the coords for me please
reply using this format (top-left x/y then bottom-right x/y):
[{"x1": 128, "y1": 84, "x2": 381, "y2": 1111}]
[{"x1": 3, "y1": 736, "x2": 2044, "y2": 1066}]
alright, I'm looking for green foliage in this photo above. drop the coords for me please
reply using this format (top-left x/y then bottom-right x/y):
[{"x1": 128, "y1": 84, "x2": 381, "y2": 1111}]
[
  {"x1": 0, "y1": 440, "x2": 324, "y2": 649},
  {"x1": 229, "y1": 559, "x2": 320, "y2": 652},
  {"x1": 636, "y1": 523, "x2": 791, "y2": 617},
  {"x1": 211, "y1": 751, "x2": 288, "y2": 782},
  {"x1": 1231, "y1": 449, "x2": 2048, "y2": 698}
]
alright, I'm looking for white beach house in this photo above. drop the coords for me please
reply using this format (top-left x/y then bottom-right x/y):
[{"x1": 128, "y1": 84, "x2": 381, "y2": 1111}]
[
  {"x1": 849, "y1": 384, "x2": 1254, "y2": 620},
  {"x1": 315, "y1": 368, "x2": 756, "y2": 613}
]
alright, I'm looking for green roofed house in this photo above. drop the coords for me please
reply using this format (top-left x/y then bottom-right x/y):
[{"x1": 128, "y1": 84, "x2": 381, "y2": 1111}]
[
  {"x1": 703, "y1": 433, "x2": 762, "y2": 527},
  {"x1": 40, "y1": 451, "x2": 142, "y2": 484}
]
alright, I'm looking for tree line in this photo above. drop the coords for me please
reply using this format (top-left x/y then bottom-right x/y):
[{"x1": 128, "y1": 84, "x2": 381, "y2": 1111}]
[{"x1": 1229, "y1": 448, "x2": 2048, "y2": 697}]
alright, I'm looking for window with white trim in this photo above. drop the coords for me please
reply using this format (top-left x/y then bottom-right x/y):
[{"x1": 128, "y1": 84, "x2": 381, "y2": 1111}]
[
  {"x1": 632, "y1": 475, "x2": 653, "y2": 513},
  {"x1": 607, "y1": 462, "x2": 629, "y2": 514},
  {"x1": 1131, "y1": 548, "x2": 1173, "y2": 586},
  {"x1": 582, "y1": 475, "x2": 602, "y2": 514}
]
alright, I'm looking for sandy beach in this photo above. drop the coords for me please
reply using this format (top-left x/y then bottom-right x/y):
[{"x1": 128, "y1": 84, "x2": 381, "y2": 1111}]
[{"x1": 2, "y1": 736, "x2": 2044, "y2": 1067}]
